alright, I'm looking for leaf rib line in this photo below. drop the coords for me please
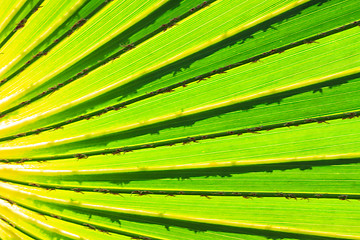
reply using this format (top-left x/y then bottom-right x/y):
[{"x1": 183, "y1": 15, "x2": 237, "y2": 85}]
[
  {"x1": 0, "y1": 0, "x2": 45, "y2": 50},
  {"x1": 0, "y1": 179, "x2": 357, "y2": 201},
  {"x1": 0, "y1": 0, "x2": 28, "y2": 36},
  {"x1": 2, "y1": 151, "x2": 360, "y2": 174}
]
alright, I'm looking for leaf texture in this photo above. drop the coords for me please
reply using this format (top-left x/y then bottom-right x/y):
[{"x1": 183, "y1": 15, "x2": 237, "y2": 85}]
[{"x1": 0, "y1": 0, "x2": 359, "y2": 239}]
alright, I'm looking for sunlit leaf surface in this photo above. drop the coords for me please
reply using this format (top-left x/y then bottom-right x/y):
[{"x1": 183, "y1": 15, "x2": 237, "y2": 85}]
[{"x1": 0, "y1": 0, "x2": 359, "y2": 239}]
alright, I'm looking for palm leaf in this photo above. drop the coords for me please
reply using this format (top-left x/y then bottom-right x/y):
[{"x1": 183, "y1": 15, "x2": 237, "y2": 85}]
[{"x1": 0, "y1": 0, "x2": 359, "y2": 239}]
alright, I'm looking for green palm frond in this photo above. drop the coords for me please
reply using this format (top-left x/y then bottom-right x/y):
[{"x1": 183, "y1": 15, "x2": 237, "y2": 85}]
[{"x1": 0, "y1": 0, "x2": 359, "y2": 239}]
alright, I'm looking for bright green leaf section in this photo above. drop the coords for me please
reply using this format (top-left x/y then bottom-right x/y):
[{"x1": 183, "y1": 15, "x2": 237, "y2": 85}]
[
  {"x1": 0, "y1": 0, "x2": 40, "y2": 45},
  {"x1": 0, "y1": 199, "x2": 79, "y2": 240},
  {"x1": 1, "y1": 27, "x2": 359, "y2": 157},
  {"x1": 0, "y1": 0, "x2": 106, "y2": 80},
  {"x1": 4, "y1": 162, "x2": 359, "y2": 196},
  {"x1": 1, "y1": 0, "x2": 359, "y2": 136},
  {"x1": 1, "y1": 182, "x2": 359, "y2": 239},
  {"x1": 0, "y1": 0, "x2": 299, "y2": 129},
  {"x1": 0, "y1": 0, "x2": 88, "y2": 78},
  {"x1": 0, "y1": 218, "x2": 33, "y2": 240},
  {"x1": 1, "y1": 119, "x2": 360, "y2": 195},
  {"x1": 0, "y1": 0, "x2": 170, "y2": 110},
  {"x1": 0, "y1": 0, "x2": 359, "y2": 239}
]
